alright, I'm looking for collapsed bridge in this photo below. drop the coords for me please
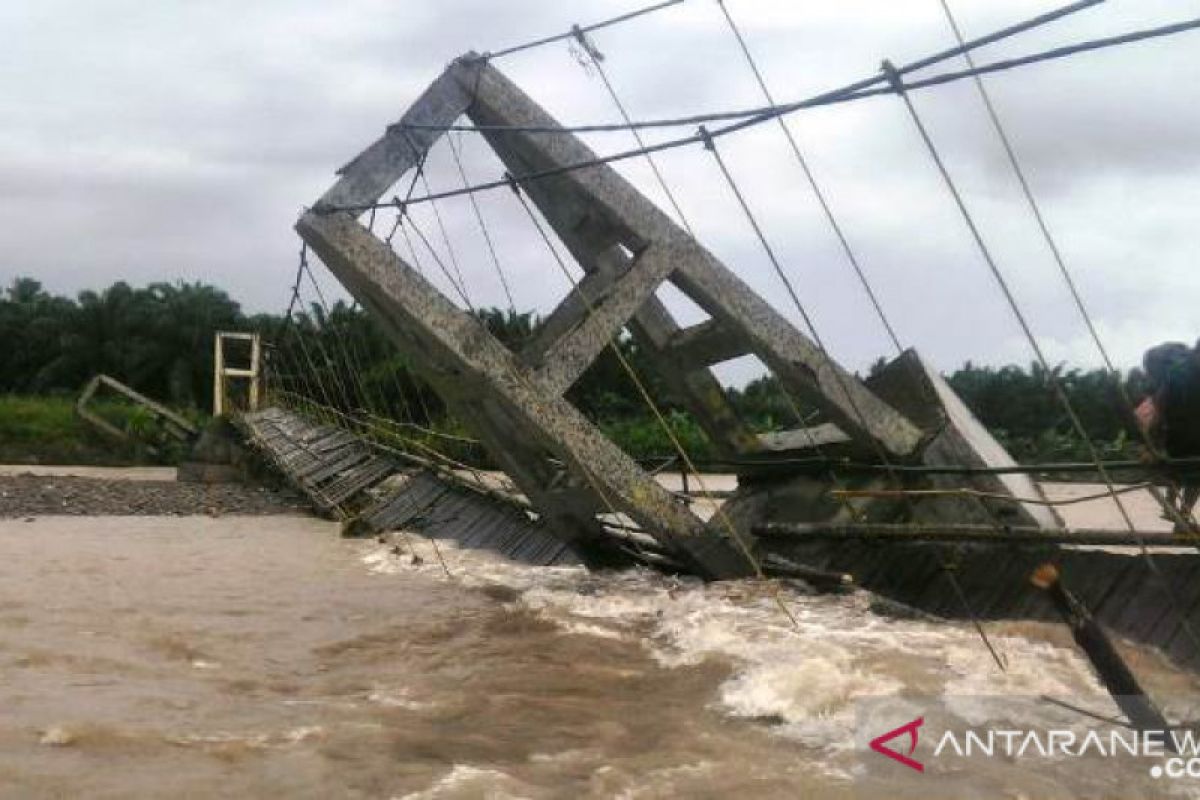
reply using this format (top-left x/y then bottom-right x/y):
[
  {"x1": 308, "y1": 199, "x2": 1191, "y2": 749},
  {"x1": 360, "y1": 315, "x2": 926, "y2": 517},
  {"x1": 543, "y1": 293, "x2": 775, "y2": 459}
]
[
  {"x1": 239, "y1": 0, "x2": 1200, "y2": 697},
  {"x1": 293, "y1": 54, "x2": 1058, "y2": 579}
]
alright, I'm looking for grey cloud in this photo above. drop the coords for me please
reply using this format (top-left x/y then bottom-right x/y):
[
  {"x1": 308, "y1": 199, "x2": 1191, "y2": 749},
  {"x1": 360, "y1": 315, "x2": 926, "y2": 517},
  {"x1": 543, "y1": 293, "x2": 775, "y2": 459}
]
[{"x1": 1, "y1": 0, "x2": 1196, "y2": 376}]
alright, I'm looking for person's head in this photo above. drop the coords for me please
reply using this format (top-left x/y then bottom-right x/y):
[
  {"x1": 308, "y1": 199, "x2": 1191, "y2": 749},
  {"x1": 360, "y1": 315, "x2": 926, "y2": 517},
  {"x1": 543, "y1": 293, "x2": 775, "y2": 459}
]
[{"x1": 1143, "y1": 342, "x2": 1191, "y2": 390}]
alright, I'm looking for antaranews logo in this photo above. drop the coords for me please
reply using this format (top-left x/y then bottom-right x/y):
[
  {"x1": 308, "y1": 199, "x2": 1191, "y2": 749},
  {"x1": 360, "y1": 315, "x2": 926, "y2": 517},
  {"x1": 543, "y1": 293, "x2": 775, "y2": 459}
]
[
  {"x1": 868, "y1": 717, "x2": 924, "y2": 773},
  {"x1": 861, "y1": 700, "x2": 1200, "y2": 784}
]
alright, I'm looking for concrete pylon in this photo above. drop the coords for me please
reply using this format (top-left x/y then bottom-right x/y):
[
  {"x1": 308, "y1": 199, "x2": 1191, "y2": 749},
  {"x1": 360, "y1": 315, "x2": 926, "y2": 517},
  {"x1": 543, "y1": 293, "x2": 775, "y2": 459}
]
[{"x1": 297, "y1": 54, "x2": 1057, "y2": 578}]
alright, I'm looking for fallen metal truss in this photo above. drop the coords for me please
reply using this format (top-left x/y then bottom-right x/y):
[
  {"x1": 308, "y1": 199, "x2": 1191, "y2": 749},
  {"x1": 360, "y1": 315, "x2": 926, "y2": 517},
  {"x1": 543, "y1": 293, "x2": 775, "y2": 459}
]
[{"x1": 76, "y1": 373, "x2": 199, "y2": 455}]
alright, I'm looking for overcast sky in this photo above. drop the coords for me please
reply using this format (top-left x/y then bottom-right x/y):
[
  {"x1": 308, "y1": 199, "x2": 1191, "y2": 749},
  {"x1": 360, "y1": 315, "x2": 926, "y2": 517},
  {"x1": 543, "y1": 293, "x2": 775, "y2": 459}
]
[{"x1": 2, "y1": 0, "x2": 1197, "y2": 380}]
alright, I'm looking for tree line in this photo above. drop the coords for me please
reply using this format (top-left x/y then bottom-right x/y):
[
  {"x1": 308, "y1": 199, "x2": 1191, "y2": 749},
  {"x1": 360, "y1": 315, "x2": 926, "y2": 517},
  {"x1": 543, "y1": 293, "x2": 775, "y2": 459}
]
[{"x1": 0, "y1": 277, "x2": 1153, "y2": 462}]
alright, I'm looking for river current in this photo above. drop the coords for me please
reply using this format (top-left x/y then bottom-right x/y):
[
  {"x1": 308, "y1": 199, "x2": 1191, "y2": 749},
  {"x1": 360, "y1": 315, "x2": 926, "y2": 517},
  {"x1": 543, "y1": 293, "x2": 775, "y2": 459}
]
[{"x1": 0, "y1": 514, "x2": 1197, "y2": 798}]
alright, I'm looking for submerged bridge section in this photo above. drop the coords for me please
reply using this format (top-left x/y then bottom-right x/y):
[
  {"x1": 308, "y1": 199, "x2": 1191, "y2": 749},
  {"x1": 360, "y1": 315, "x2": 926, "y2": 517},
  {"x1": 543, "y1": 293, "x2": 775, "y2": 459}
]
[
  {"x1": 239, "y1": 404, "x2": 1200, "y2": 671},
  {"x1": 240, "y1": 406, "x2": 578, "y2": 566}
]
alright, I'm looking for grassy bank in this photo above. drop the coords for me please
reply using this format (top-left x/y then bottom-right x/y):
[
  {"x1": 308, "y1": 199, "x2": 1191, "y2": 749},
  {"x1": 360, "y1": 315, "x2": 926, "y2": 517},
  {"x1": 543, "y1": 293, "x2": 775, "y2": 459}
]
[
  {"x1": 0, "y1": 395, "x2": 187, "y2": 465},
  {"x1": 2, "y1": 392, "x2": 1136, "y2": 473}
]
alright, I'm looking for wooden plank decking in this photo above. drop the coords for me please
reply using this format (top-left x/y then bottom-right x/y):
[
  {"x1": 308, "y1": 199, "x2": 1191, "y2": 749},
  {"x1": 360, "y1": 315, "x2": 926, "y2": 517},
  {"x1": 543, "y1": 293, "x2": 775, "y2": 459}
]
[{"x1": 239, "y1": 407, "x2": 577, "y2": 566}]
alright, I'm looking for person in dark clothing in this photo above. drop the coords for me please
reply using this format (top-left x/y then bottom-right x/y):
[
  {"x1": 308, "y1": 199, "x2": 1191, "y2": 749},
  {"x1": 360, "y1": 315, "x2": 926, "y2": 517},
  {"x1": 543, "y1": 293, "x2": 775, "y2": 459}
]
[{"x1": 1140, "y1": 341, "x2": 1200, "y2": 529}]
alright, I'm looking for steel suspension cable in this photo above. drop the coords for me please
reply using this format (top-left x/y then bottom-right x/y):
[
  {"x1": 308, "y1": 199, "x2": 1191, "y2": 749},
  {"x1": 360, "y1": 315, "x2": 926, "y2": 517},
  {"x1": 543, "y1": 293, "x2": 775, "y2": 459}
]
[
  {"x1": 285, "y1": 306, "x2": 337, "y2": 412},
  {"x1": 383, "y1": 214, "x2": 442, "y2": 427},
  {"x1": 883, "y1": 58, "x2": 1143, "y2": 536},
  {"x1": 402, "y1": 214, "x2": 478, "y2": 311},
  {"x1": 716, "y1": 0, "x2": 902, "y2": 355},
  {"x1": 445, "y1": 132, "x2": 517, "y2": 313},
  {"x1": 881, "y1": 59, "x2": 1200, "y2": 654},
  {"x1": 700, "y1": 124, "x2": 1009, "y2": 669},
  {"x1": 288, "y1": 302, "x2": 356, "y2": 426},
  {"x1": 480, "y1": 0, "x2": 687, "y2": 61},
  {"x1": 296, "y1": 248, "x2": 355, "y2": 412},
  {"x1": 689, "y1": 129, "x2": 891, "y2": 484},
  {"x1": 380, "y1": 151, "x2": 447, "y2": 426},
  {"x1": 393, "y1": 216, "x2": 426, "y2": 278},
  {"x1": 570, "y1": 25, "x2": 694, "y2": 235},
  {"x1": 397, "y1": 0, "x2": 1106, "y2": 139},
  {"x1": 348, "y1": 216, "x2": 407, "y2": 419},
  {"x1": 715, "y1": 0, "x2": 1025, "y2": 621},
  {"x1": 348, "y1": 296, "x2": 416, "y2": 424},
  {"x1": 277, "y1": 255, "x2": 306, "y2": 342},
  {"x1": 269, "y1": 256, "x2": 310, "y2": 405},
  {"x1": 271, "y1": 251, "x2": 427, "y2": 511},
  {"x1": 335, "y1": 10, "x2": 1200, "y2": 216},
  {"x1": 279, "y1": 321, "x2": 363, "y2": 518},
  {"x1": 301, "y1": 258, "x2": 387, "y2": 415},
  {"x1": 935, "y1": 0, "x2": 1196, "y2": 532},
  {"x1": 352, "y1": 215, "x2": 420, "y2": 422},
  {"x1": 415, "y1": 169, "x2": 471, "y2": 303},
  {"x1": 509, "y1": 178, "x2": 800, "y2": 626},
  {"x1": 270, "y1": 330, "x2": 314, "y2": 413}
]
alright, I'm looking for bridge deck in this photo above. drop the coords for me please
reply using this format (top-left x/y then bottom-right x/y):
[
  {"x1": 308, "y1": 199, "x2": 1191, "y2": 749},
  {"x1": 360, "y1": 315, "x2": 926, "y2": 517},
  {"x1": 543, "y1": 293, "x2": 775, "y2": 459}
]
[{"x1": 239, "y1": 407, "x2": 576, "y2": 566}]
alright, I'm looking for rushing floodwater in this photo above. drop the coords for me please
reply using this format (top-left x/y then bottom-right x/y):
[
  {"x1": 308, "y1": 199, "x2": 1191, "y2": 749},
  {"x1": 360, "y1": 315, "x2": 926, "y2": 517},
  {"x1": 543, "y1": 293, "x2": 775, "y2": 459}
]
[{"x1": 1, "y1": 514, "x2": 1198, "y2": 798}]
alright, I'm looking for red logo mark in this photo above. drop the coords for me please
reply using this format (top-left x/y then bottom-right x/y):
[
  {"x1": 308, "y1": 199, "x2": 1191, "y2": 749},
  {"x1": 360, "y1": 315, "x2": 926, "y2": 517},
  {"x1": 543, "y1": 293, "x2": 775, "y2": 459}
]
[{"x1": 869, "y1": 717, "x2": 925, "y2": 772}]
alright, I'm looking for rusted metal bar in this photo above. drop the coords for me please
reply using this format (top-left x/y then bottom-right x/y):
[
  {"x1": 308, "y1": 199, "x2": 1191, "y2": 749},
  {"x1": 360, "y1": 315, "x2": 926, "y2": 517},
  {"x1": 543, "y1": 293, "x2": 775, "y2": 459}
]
[
  {"x1": 1030, "y1": 564, "x2": 1177, "y2": 747},
  {"x1": 636, "y1": 455, "x2": 1200, "y2": 477},
  {"x1": 754, "y1": 521, "x2": 1196, "y2": 548}
]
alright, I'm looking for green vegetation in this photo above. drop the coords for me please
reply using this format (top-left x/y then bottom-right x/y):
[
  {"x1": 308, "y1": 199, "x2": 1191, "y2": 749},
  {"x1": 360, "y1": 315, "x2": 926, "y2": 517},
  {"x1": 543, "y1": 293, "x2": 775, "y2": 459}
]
[
  {"x1": 602, "y1": 412, "x2": 715, "y2": 463},
  {"x1": 0, "y1": 395, "x2": 153, "y2": 465},
  {"x1": 0, "y1": 277, "x2": 1156, "y2": 467}
]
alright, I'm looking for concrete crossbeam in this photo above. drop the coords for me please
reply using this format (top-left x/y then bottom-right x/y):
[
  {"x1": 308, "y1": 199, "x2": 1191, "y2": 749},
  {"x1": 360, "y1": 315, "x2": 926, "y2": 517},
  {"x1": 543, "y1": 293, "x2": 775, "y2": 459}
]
[
  {"x1": 522, "y1": 263, "x2": 628, "y2": 367},
  {"x1": 758, "y1": 424, "x2": 852, "y2": 452},
  {"x1": 534, "y1": 242, "x2": 677, "y2": 397},
  {"x1": 665, "y1": 318, "x2": 751, "y2": 368}
]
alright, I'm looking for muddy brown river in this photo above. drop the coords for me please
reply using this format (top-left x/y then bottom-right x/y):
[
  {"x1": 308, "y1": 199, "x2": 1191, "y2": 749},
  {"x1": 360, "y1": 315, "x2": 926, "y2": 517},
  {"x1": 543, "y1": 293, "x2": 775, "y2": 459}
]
[{"x1": 1, "y1": 513, "x2": 1198, "y2": 798}]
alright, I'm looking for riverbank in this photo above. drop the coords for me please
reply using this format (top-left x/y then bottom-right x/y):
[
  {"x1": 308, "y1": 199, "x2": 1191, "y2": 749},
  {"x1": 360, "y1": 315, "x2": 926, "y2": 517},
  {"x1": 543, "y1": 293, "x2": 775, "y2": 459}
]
[
  {"x1": 0, "y1": 471, "x2": 307, "y2": 517},
  {"x1": 0, "y1": 395, "x2": 178, "y2": 466}
]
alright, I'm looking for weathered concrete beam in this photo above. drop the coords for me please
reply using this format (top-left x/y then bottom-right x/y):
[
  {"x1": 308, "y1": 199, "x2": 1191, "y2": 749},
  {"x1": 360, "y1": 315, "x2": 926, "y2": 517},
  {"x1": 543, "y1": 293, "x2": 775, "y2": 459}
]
[
  {"x1": 633, "y1": 298, "x2": 764, "y2": 459},
  {"x1": 665, "y1": 318, "x2": 751, "y2": 368},
  {"x1": 510, "y1": 176, "x2": 761, "y2": 458},
  {"x1": 473, "y1": 84, "x2": 759, "y2": 458},
  {"x1": 296, "y1": 209, "x2": 756, "y2": 578},
  {"x1": 522, "y1": 262, "x2": 629, "y2": 366},
  {"x1": 867, "y1": 349, "x2": 1061, "y2": 529},
  {"x1": 315, "y1": 57, "x2": 483, "y2": 212},
  {"x1": 297, "y1": 207, "x2": 631, "y2": 564},
  {"x1": 758, "y1": 424, "x2": 851, "y2": 452},
  {"x1": 534, "y1": 243, "x2": 677, "y2": 397}
]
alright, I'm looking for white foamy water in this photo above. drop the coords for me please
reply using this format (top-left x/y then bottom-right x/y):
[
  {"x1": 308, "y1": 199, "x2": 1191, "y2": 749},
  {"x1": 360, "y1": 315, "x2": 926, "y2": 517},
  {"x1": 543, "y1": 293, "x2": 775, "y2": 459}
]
[
  {"x1": 363, "y1": 532, "x2": 1200, "y2": 798},
  {"x1": 364, "y1": 537, "x2": 1108, "y2": 745}
]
